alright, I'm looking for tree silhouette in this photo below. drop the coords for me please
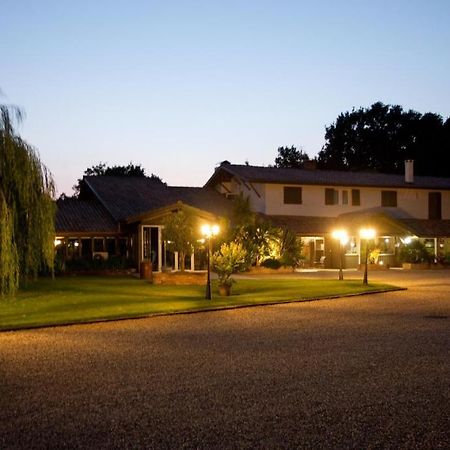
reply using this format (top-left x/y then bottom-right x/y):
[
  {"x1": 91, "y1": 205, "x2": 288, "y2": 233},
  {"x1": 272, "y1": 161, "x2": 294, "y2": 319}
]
[
  {"x1": 274, "y1": 146, "x2": 310, "y2": 168},
  {"x1": 73, "y1": 162, "x2": 165, "y2": 196},
  {"x1": 318, "y1": 102, "x2": 450, "y2": 177}
]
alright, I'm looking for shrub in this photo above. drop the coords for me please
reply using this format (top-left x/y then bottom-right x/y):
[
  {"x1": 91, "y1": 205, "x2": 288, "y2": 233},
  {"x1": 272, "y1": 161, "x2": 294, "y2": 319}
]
[
  {"x1": 278, "y1": 229, "x2": 303, "y2": 269},
  {"x1": 261, "y1": 258, "x2": 282, "y2": 269},
  {"x1": 64, "y1": 255, "x2": 130, "y2": 272},
  {"x1": 399, "y1": 240, "x2": 431, "y2": 264},
  {"x1": 212, "y1": 242, "x2": 247, "y2": 288}
]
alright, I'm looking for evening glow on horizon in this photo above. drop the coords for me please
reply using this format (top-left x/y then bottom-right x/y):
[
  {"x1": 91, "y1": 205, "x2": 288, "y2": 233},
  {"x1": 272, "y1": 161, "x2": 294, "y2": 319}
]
[{"x1": 1, "y1": 0, "x2": 450, "y2": 195}]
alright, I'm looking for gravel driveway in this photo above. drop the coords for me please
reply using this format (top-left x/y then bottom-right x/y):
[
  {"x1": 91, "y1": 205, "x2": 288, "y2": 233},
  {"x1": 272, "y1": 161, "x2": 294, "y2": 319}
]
[{"x1": 1, "y1": 271, "x2": 449, "y2": 449}]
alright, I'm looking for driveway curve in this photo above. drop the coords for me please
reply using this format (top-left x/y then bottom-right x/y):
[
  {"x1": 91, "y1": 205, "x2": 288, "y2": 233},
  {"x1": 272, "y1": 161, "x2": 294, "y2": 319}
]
[{"x1": 1, "y1": 271, "x2": 449, "y2": 449}]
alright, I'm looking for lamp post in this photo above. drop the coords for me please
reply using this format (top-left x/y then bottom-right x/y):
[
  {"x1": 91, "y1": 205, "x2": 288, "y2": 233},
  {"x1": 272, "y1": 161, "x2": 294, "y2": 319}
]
[
  {"x1": 201, "y1": 224, "x2": 220, "y2": 300},
  {"x1": 360, "y1": 228, "x2": 376, "y2": 285},
  {"x1": 332, "y1": 229, "x2": 348, "y2": 281}
]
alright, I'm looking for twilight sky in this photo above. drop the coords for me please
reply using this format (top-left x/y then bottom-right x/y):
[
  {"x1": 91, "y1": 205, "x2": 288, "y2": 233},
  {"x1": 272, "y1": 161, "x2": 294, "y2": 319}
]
[{"x1": 1, "y1": 0, "x2": 450, "y2": 195}]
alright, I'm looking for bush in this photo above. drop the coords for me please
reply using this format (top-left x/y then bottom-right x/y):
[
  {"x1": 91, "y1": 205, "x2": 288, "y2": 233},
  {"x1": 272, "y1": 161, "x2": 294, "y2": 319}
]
[
  {"x1": 399, "y1": 240, "x2": 431, "y2": 264},
  {"x1": 64, "y1": 255, "x2": 131, "y2": 272},
  {"x1": 212, "y1": 242, "x2": 247, "y2": 287},
  {"x1": 261, "y1": 258, "x2": 282, "y2": 269},
  {"x1": 278, "y1": 229, "x2": 303, "y2": 269}
]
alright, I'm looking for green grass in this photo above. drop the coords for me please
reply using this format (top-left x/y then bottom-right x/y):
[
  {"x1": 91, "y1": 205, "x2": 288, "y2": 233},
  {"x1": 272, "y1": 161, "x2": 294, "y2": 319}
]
[{"x1": 0, "y1": 276, "x2": 400, "y2": 331}]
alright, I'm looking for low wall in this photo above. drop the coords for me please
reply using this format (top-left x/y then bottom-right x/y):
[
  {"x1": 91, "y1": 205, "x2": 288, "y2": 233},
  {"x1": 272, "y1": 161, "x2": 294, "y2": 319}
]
[
  {"x1": 357, "y1": 263, "x2": 390, "y2": 271},
  {"x1": 402, "y1": 263, "x2": 430, "y2": 270},
  {"x1": 153, "y1": 271, "x2": 207, "y2": 285}
]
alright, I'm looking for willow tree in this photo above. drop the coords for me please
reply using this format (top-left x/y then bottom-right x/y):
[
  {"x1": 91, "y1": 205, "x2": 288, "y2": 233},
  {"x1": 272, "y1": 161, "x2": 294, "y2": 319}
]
[{"x1": 0, "y1": 105, "x2": 56, "y2": 296}]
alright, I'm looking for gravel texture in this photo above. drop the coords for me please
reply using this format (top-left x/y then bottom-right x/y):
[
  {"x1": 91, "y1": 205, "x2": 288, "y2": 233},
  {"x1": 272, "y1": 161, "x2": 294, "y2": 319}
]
[{"x1": 0, "y1": 271, "x2": 449, "y2": 449}]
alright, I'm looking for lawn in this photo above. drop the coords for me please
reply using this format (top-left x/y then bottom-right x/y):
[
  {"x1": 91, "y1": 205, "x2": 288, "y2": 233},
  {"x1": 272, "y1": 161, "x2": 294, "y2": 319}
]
[{"x1": 0, "y1": 276, "x2": 400, "y2": 331}]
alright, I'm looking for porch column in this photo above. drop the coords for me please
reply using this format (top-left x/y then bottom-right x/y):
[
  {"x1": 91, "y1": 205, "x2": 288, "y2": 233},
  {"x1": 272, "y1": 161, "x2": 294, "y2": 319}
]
[
  {"x1": 357, "y1": 238, "x2": 362, "y2": 265},
  {"x1": 158, "y1": 227, "x2": 163, "y2": 272}
]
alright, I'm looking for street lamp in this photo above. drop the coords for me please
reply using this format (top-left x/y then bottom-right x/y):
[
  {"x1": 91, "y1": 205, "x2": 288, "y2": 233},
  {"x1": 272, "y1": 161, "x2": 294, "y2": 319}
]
[
  {"x1": 331, "y1": 229, "x2": 348, "y2": 280},
  {"x1": 201, "y1": 224, "x2": 220, "y2": 300},
  {"x1": 360, "y1": 228, "x2": 376, "y2": 285}
]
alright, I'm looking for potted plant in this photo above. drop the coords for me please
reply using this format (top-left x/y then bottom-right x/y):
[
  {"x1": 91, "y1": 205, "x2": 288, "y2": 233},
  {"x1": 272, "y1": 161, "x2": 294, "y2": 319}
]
[{"x1": 212, "y1": 242, "x2": 247, "y2": 296}]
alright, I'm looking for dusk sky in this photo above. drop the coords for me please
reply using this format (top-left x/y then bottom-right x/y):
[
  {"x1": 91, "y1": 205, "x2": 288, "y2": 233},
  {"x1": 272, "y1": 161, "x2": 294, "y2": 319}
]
[{"x1": 1, "y1": 0, "x2": 450, "y2": 195}]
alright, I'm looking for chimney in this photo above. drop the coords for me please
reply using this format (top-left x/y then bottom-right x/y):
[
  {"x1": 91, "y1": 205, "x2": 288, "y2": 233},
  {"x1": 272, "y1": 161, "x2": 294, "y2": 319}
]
[{"x1": 405, "y1": 160, "x2": 414, "y2": 183}]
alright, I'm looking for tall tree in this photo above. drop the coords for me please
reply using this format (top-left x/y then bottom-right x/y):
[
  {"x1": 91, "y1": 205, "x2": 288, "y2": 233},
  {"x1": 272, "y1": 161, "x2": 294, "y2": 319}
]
[
  {"x1": 274, "y1": 146, "x2": 310, "y2": 168},
  {"x1": 0, "y1": 105, "x2": 56, "y2": 296},
  {"x1": 73, "y1": 162, "x2": 165, "y2": 196},
  {"x1": 318, "y1": 102, "x2": 450, "y2": 177}
]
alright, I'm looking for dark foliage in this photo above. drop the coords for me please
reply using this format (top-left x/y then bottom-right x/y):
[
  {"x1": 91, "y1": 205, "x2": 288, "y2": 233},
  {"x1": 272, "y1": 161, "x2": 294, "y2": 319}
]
[
  {"x1": 318, "y1": 102, "x2": 450, "y2": 177},
  {"x1": 274, "y1": 146, "x2": 310, "y2": 168},
  {"x1": 399, "y1": 240, "x2": 432, "y2": 264},
  {"x1": 260, "y1": 258, "x2": 282, "y2": 269},
  {"x1": 59, "y1": 255, "x2": 132, "y2": 273},
  {"x1": 73, "y1": 162, "x2": 165, "y2": 196}
]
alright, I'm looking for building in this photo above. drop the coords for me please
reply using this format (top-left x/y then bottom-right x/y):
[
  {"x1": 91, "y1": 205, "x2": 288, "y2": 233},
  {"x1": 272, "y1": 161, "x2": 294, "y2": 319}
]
[
  {"x1": 204, "y1": 160, "x2": 450, "y2": 268},
  {"x1": 56, "y1": 161, "x2": 450, "y2": 271},
  {"x1": 55, "y1": 176, "x2": 232, "y2": 272}
]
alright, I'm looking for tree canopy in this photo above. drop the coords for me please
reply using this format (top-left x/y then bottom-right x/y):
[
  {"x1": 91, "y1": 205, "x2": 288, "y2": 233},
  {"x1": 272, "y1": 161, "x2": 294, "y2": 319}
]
[
  {"x1": 274, "y1": 146, "x2": 310, "y2": 168},
  {"x1": 162, "y1": 207, "x2": 197, "y2": 271},
  {"x1": 0, "y1": 105, "x2": 56, "y2": 296},
  {"x1": 73, "y1": 162, "x2": 165, "y2": 196},
  {"x1": 317, "y1": 102, "x2": 450, "y2": 177}
]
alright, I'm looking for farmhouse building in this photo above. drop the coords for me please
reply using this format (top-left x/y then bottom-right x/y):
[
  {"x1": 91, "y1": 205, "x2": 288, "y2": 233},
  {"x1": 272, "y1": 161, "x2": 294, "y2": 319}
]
[{"x1": 56, "y1": 160, "x2": 450, "y2": 270}]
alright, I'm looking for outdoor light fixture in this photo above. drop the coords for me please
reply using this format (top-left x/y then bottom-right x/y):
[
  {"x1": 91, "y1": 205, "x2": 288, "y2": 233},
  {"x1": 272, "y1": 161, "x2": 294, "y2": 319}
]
[
  {"x1": 332, "y1": 229, "x2": 348, "y2": 280},
  {"x1": 54, "y1": 239, "x2": 62, "y2": 247},
  {"x1": 360, "y1": 228, "x2": 376, "y2": 285},
  {"x1": 201, "y1": 224, "x2": 220, "y2": 300}
]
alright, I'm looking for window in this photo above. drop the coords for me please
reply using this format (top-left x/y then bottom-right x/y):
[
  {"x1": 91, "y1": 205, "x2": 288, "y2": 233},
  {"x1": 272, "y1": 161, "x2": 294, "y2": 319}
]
[
  {"x1": 325, "y1": 188, "x2": 338, "y2": 205},
  {"x1": 106, "y1": 237, "x2": 116, "y2": 255},
  {"x1": 351, "y1": 189, "x2": 360, "y2": 206},
  {"x1": 428, "y1": 192, "x2": 442, "y2": 219},
  {"x1": 381, "y1": 190, "x2": 397, "y2": 207},
  {"x1": 93, "y1": 238, "x2": 105, "y2": 252},
  {"x1": 118, "y1": 238, "x2": 128, "y2": 256},
  {"x1": 342, "y1": 190, "x2": 349, "y2": 205},
  {"x1": 284, "y1": 186, "x2": 302, "y2": 204}
]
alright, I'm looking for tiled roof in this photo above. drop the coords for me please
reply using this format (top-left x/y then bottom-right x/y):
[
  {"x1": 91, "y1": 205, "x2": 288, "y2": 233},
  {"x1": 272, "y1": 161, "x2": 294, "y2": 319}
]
[
  {"x1": 262, "y1": 215, "x2": 337, "y2": 235},
  {"x1": 337, "y1": 208, "x2": 450, "y2": 237},
  {"x1": 56, "y1": 198, "x2": 118, "y2": 233},
  {"x1": 400, "y1": 219, "x2": 450, "y2": 237},
  {"x1": 205, "y1": 164, "x2": 450, "y2": 190},
  {"x1": 84, "y1": 176, "x2": 233, "y2": 221},
  {"x1": 264, "y1": 210, "x2": 450, "y2": 237}
]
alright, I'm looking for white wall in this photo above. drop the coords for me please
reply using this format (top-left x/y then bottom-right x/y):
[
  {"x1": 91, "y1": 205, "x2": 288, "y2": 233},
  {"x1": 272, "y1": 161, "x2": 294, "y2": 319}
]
[
  {"x1": 265, "y1": 184, "x2": 450, "y2": 218},
  {"x1": 222, "y1": 180, "x2": 450, "y2": 219}
]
